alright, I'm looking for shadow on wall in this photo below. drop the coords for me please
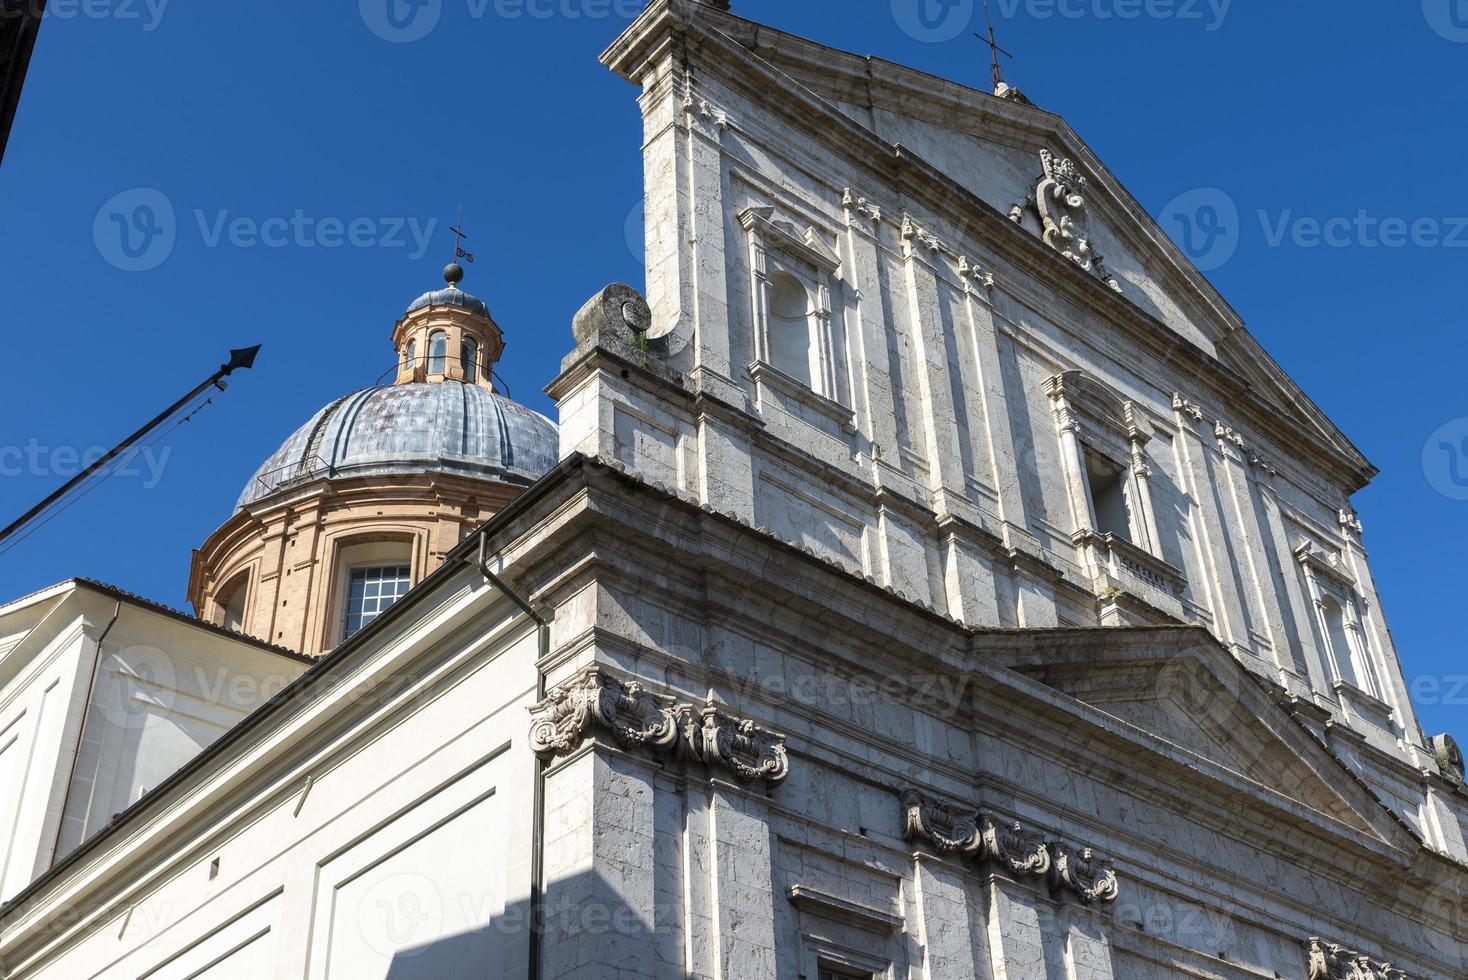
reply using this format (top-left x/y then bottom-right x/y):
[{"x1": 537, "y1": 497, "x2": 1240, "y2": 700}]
[{"x1": 377, "y1": 868, "x2": 666, "y2": 980}]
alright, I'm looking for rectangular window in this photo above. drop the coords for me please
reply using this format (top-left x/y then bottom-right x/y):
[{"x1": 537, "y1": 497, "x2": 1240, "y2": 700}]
[
  {"x1": 1085, "y1": 452, "x2": 1132, "y2": 543},
  {"x1": 819, "y1": 968, "x2": 872, "y2": 980},
  {"x1": 343, "y1": 565, "x2": 411, "y2": 639}
]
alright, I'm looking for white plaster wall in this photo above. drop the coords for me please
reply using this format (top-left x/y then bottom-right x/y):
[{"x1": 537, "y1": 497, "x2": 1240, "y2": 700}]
[
  {"x1": 3, "y1": 590, "x2": 541, "y2": 980},
  {"x1": 0, "y1": 621, "x2": 90, "y2": 904}
]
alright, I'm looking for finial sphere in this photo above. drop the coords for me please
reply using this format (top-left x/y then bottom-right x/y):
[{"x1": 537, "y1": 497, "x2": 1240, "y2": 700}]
[{"x1": 443, "y1": 262, "x2": 465, "y2": 286}]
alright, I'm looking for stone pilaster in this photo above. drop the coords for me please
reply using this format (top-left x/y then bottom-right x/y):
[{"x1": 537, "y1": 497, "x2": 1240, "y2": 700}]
[{"x1": 910, "y1": 852, "x2": 990, "y2": 979}]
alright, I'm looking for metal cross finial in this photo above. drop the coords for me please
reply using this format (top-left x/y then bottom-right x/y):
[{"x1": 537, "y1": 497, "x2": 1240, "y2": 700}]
[
  {"x1": 976, "y1": 0, "x2": 1013, "y2": 94},
  {"x1": 449, "y1": 206, "x2": 475, "y2": 263}
]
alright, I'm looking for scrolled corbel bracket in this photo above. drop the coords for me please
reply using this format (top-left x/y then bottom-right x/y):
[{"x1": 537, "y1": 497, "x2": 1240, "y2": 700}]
[
  {"x1": 899, "y1": 790, "x2": 1118, "y2": 905},
  {"x1": 1047, "y1": 842, "x2": 1120, "y2": 906},
  {"x1": 528, "y1": 667, "x2": 681, "y2": 760},
  {"x1": 685, "y1": 695, "x2": 790, "y2": 788},
  {"x1": 528, "y1": 673, "x2": 790, "y2": 789},
  {"x1": 901, "y1": 790, "x2": 982, "y2": 858}
]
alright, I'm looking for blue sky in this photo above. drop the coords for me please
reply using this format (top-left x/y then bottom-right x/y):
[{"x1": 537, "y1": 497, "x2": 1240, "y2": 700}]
[{"x1": 1, "y1": 0, "x2": 1465, "y2": 746}]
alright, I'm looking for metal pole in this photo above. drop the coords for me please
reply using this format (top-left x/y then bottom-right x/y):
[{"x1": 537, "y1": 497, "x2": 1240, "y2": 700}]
[{"x1": 0, "y1": 345, "x2": 262, "y2": 550}]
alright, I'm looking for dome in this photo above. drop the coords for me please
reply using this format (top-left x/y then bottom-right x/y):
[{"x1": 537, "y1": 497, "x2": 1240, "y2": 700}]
[
  {"x1": 405, "y1": 286, "x2": 489, "y2": 317},
  {"x1": 238, "y1": 382, "x2": 557, "y2": 510}
]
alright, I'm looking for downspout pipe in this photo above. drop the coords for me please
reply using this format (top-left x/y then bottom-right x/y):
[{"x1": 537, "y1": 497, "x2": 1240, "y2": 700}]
[{"x1": 470, "y1": 531, "x2": 549, "y2": 980}]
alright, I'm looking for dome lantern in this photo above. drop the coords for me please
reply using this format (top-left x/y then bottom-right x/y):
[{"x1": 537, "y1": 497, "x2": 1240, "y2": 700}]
[{"x1": 393, "y1": 264, "x2": 505, "y2": 388}]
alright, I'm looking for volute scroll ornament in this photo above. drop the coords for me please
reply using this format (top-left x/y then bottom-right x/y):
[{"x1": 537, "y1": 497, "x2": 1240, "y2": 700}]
[
  {"x1": 528, "y1": 667, "x2": 680, "y2": 759},
  {"x1": 685, "y1": 696, "x2": 790, "y2": 787},
  {"x1": 1048, "y1": 844, "x2": 1119, "y2": 905},
  {"x1": 528, "y1": 675, "x2": 792, "y2": 789},
  {"x1": 899, "y1": 791, "x2": 1117, "y2": 904},
  {"x1": 1430, "y1": 733, "x2": 1464, "y2": 785},
  {"x1": 981, "y1": 812, "x2": 1051, "y2": 878},
  {"x1": 901, "y1": 790, "x2": 982, "y2": 857}
]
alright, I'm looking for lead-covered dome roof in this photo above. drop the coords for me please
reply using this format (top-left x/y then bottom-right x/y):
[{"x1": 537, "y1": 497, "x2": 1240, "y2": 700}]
[
  {"x1": 405, "y1": 285, "x2": 489, "y2": 317},
  {"x1": 238, "y1": 382, "x2": 557, "y2": 510}
]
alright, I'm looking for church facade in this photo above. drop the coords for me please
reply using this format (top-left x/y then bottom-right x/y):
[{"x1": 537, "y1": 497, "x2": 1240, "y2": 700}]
[{"x1": 0, "y1": 2, "x2": 1465, "y2": 977}]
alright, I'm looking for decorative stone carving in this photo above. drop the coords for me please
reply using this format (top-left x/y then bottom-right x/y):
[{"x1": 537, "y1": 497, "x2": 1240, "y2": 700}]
[
  {"x1": 981, "y1": 811, "x2": 1051, "y2": 877},
  {"x1": 529, "y1": 674, "x2": 790, "y2": 788},
  {"x1": 901, "y1": 790, "x2": 982, "y2": 857},
  {"x1": 685, "y1": 695, "x2": 790, "y2": 787},
  {"x1": 1214, "y1": 421, "x2": 1247, "y2": 450},
  {"x1": 682, "y1": 71, "x2": 732, "y2": 132},
  {"x1": 842, "y1": 187, "x2": 883, "y2": 225},
  {"x1": 1010, "y1": 149, "x2": 1122, "y2": 293},
  {"x1": 1431, "y1": 733, "x2": 1465, "y2": 784},
  {"x1": 1339, "y1": 509, "x2": 1365, "y2": 536},
  {"x1": 1305, "y1": 937, "x2": 1409, "y2": 980},
  {"x1": 1172, "y1": 393, "x2": 1205, "y2": 422},
  {"x1": 901, "y1": 213, "x2": 944, "y2": 254},
  {"x1": 528, "y1": 667, "x2": 680, "y2": 758},
  {"x1": 1048, "y1": 843, "x2": 1120, "y2": 905},
  {"x1": 959, "y1": 255, "x2": 995, "y2": 291},
  {"x1": 571, "y1": 282, "x2": 655, "y2": 350},
  {"x1": 900, "y1": 791, "x2": 1116, "y2": 903},
  {"x1": 1249, "y1": 451, "x2": 1278, "y2": 477}
]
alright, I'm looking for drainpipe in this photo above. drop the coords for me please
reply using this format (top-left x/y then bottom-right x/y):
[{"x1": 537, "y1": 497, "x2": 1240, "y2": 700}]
[{"x1": 471, "y1": 532, "x2": 549, "y2": 980}]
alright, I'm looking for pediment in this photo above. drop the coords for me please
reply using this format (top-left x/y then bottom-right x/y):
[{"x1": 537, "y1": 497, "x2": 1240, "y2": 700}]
[
  {"x1": 631, "y1": 3, "x2": 1374, "y2": 484},
  {"x1": 987, "y1": 629, "x2": 1414, "y2": 848}
]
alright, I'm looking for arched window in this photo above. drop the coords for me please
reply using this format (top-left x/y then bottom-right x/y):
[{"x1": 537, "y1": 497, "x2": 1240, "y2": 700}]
[
  {"x1": 333, "y1": 540, "x2": 414, "y2": 644},
  {"x1": 428, "y1": 331, "x2": 447, "y2": 374},
  {"x1": 218, "y1": 574, "x2": 249, "y2": 633},
  {"x1": 1321, "y1": 596, "x2": 1358, "y2": 688},
  {"x1": 767, "y1": 271, "x2": 812, "y2": 388},
  {"x1": 461, "y1": 338, "x2": 479, "y2": 384},
  {"x1": 404, "y1": 339, "x2": 417, "y2": 377}
]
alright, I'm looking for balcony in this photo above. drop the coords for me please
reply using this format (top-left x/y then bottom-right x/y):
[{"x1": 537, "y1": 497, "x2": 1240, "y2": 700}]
[{"x1": 1074, "y1": 529, "x2": 1188, "y2": 622}]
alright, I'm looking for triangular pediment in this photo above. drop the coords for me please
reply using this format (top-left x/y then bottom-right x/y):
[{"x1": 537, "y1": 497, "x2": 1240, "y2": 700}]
[
  {"x1": 986, "y1": 628, "x2": 1414, "y2": 848},
  {"x1": 612, "y1": 2, "x2": 1375, "y2": 486}
]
